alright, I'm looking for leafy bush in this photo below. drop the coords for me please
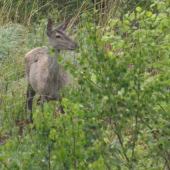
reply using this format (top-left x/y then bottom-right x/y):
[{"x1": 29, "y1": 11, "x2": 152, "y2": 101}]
[{"x1": 1, "y1": 0, "x2": 170, "y2": 169}]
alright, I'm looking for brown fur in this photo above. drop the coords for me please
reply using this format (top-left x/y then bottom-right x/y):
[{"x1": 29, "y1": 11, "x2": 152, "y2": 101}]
[{"x1": 25, "y1": 19, "x2": 78, "y2": 123}]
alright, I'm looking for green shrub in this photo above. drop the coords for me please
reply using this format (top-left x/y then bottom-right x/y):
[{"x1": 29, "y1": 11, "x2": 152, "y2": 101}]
[{"x1": 1, "y1": 0, "x2": 170, "y2": 169}]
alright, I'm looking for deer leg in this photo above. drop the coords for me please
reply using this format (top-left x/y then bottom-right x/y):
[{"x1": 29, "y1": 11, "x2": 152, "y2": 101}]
[
  {"x1": 59, "y1": 98, "x2": 65, "y2": 115},
  {"x1": 37, "y1": 95, "x2": 46, "y2": 112},
  {"x1": 36, "y1": 96, "x2": 41, "y2": 106},
  {"x1": 59, "y1": 105, "x2": 65, "y2": 114},
  {"x1": 27, "y1": 90, "x2": 36, "y2": 123}
]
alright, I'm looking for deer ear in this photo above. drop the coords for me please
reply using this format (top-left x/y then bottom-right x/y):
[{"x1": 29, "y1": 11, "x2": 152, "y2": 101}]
[
  {"x1": 56, "y1": 19, "x2": 70, "y2": 31},
  {"x1": 47, "y1": 18, "x2": 53, "y2": 37}
]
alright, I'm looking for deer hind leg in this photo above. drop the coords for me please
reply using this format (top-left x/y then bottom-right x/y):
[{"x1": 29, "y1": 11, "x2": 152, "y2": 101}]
[
  {"x1": 37, "y1": 95, "x2": 46, "y2": 112},
  {"x1": 59, "y1": 105, "x2": 65, "y2": 114},
  {"x1": 36, "y1": 96, "x2": 41, "y2": 106},
  {"x1": 59, "y1": 97, "x2": 66, "y2": 115},
  {"x1": 27, "y1": 88, "x2": 36, "y2": 123}
]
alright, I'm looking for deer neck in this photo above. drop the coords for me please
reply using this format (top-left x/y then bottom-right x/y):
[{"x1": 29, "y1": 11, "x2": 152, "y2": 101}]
[
  {"x1": 52, "y1": 49, "x2": 60, "y2": 59},
  {"x1": 49, "y1": 49, "x2": 60, "y2": 65},
  {"x1": 48, "y1": 48, "x2": 69, "y2": 89},
  {"x1": 48, "y1": 48, "x2": 61, "y2": 77}
]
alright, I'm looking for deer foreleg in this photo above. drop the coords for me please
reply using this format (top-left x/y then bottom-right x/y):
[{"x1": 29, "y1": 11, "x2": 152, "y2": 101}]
[{"x1": 27, "y1": 90, "x2": 36, "y2": 123}]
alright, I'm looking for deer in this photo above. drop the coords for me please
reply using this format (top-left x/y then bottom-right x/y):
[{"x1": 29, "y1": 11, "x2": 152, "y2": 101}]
[{"x1": 25, "y1": 19, "x2": 78, "y2": 123}]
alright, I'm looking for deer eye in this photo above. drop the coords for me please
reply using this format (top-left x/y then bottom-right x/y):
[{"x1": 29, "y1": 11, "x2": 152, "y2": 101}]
[{"x1": 56, "y1": 35, "x2": 61, "y2": 38}]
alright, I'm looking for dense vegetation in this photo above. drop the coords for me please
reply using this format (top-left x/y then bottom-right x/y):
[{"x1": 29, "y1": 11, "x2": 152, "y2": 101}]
[{"x1": 0, "y1": 0, "x2": 170, "y2": 169}]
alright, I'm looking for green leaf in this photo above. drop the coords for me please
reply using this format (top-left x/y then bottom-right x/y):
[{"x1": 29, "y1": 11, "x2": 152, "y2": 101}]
[
  {"x1": 146, "y1": 11, "x2": 152, "y2": 17},
  {"x1": 110, "y1": 19, "x2": 118, "y2": 27},
  {"x1": 136, "y1": 6, "x2": 142, "y2": 12}
]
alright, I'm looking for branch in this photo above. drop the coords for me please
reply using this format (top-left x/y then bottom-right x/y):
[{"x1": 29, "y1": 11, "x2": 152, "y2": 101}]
[
  {"x1": 113, "y1": 130, "x2": 130, "y2": 163},
  {"x1": 163, "y1": 159, "x2": 168, "y2": 170},
  {"x1": 158, "y1": 103, "x2": 166, "y2": 113}
]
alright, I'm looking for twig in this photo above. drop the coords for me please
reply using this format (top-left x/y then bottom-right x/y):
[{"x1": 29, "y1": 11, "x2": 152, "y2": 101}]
[
  {"x1": 158, "y1": 103, "x2": 166, "y2": 113},
  {"x1": 163, "y1": 159, "x2": 168, "y2": 170},
  {"x1": 48, "y1": 145, "x2": 51, "y2": 170},
  {"x1": 113, "y1": 130, "x2": 130, "y2": 163}
]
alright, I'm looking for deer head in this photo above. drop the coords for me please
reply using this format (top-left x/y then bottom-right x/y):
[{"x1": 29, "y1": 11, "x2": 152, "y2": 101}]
[{"x1": 47, "y1": 19, "x2": 78, "y2": 50}]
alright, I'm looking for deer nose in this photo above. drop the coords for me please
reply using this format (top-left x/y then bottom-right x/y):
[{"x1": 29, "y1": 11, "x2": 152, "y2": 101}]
[
  {"x1": 70, "y1": 43, "x2": 79, "y2": 49},
  {"x1": 70, "y1": 42, "x2": 79, "y2": 50}
]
